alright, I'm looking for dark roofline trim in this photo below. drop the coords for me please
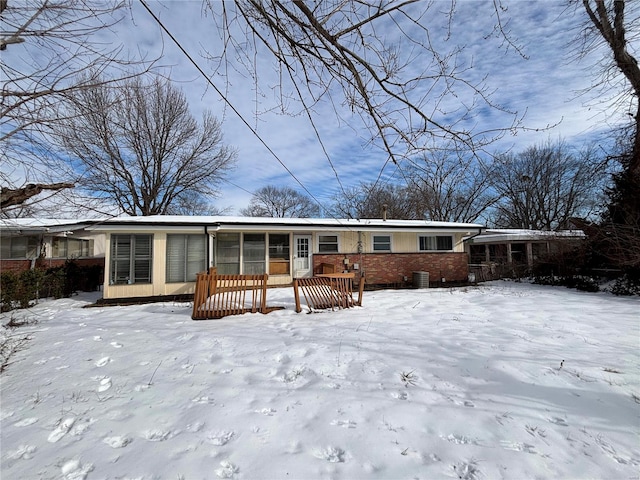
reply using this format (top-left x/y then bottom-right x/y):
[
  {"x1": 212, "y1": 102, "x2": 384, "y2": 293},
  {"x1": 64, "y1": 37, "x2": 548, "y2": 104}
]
[{"x1": 92, "y1": 220, "x2": 484, "y2": 231}]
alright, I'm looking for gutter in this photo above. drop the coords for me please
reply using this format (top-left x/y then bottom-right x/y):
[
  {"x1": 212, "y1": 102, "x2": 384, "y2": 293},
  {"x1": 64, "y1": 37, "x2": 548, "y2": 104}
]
[{"x1": 462, "y1": 227, "x2": 485, "y2": 244}]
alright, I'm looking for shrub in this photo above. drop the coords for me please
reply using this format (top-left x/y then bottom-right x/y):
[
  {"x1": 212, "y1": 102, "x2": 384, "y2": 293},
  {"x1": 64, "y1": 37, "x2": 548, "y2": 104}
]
[
  {"x1": 610, "y1": 273, "x2": 640, "y2": 296},
  {"x1": 17, "y1": 268, "x2": 45, "y2": 308},
  {"x1": 0, "y1": 272, "x2": 19, "y2": 312}
]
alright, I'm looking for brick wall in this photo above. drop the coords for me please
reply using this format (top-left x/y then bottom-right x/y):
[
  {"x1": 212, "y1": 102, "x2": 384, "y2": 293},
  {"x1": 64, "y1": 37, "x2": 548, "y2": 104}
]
[
  {"x1": 1, "y1": 258, "x2": 105, "y2": 274},
  {"x1": 313, "y1": 252, "x2": 469, "y2": 286},
  {"x1": 0, "y1": 259, "x2": 33, "y2": 273}
]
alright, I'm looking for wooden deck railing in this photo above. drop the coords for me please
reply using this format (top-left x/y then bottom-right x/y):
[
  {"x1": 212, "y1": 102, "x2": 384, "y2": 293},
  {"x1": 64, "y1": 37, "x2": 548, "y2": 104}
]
[
  {"x1": 293, "y1": 273, "x2": 365, "y2": 313},
  {"x1": 192, "y1": 268, "x2": 269, "y2": 320}
]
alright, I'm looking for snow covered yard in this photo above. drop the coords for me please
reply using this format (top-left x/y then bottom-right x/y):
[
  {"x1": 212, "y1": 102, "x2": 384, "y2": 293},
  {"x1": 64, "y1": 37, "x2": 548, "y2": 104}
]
[{"x1": 1, "y1": 282, "x2": 638, "y2": 480}]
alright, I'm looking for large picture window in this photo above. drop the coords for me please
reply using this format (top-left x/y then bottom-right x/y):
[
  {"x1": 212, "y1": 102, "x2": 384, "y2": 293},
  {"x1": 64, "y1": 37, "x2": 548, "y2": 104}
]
[
  {"x1": 318, "y1": 235, "x2": 338, "y2": 253},
  {"x1": 166, "y1": 234, "x2": 206, "y2": 283},
  {"x1": 243, "y1": 233, "x2": 266, "y2": 274},
  {"x1": 419, "y1": 235, "x2": 453, "y2": 251},
  {"x1": 110, "y1": 234, "x2": 152, "y2": 285},
  {"x1": 216, "y1": 233, "x2": 240, "y2": 274},
  {"x1": 0, "y1": 236, "x2": 39, "y2": 259},
  {"x1": 52, "y1": 237, "x2": 93, "y2": 258}
]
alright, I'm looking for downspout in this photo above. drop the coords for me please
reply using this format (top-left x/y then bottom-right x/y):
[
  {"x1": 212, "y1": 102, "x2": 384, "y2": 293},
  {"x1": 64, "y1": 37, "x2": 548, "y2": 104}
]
[
  {"x1": 463, "y1": 227, "x2": 484, "y2": 244},
  {"x1": 204, "y1": 225, "x2": 210, "y2": 269}
]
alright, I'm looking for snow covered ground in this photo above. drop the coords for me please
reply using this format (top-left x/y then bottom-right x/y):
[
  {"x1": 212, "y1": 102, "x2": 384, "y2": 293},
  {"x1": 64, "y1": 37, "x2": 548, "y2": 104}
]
[{"x1": 1, "y1": 281, "x2": 638, "y2": 479}]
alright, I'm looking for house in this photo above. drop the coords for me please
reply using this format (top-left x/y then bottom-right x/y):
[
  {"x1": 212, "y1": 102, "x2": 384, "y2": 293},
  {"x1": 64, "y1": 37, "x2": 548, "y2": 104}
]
[
  {"x1": 0, "y1": 218, "x2": 106, "y2": 273},
  {"x1": 88, "y1": 216, "x2": 484, "y2": 301},
  {"x1": 465, "y1": 229, "x2": 586, "y2": 280}
]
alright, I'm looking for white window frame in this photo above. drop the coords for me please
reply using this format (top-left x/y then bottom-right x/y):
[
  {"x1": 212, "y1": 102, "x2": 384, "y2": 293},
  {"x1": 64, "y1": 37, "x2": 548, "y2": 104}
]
[
  {"x1": 372, "y1": 234, "x2": 392, "y2": 252},
  {"x1": 215, "y1": 232, "x2": 240, "y2": 274},
  {"x1": 1, "y1": 236, "x2": 39, "y2": 259},
  {"x1": 418, "y1": 235, "x2": 454, "y2": 252},
  {"x1": 243, "y1": 233, "x2": 266, "y2": 274},
  {"x1": 166, "y1": 234, "x2": 206, "y2": 283},
  {"x1": 110, "y1": 234, "x2": 153, "y2": 285},
  {"x1": 317, "y1": 233, "x2": 339, "y2": 253},
  {"x1": 52, "y1": 237, "x2": 93, "y2": 259}
]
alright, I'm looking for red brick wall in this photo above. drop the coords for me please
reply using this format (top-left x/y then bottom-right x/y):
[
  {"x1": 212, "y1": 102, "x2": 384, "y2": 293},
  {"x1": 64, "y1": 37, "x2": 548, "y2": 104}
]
[
  {"x1": 0, "y1": 259, "x2": 33, "y2": 273},
  {"x1": 313, "y1": 252, "x2": 469, "y2": 285},
  {"x1": 1, "y1": 258, "x2": 105, "y2": 274}
]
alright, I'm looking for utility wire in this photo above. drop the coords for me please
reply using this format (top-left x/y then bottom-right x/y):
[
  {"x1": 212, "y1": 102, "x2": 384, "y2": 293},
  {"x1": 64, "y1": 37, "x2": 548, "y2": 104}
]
[{"x1": 140, "y1": 0, "x2": 331, "y2": 217}]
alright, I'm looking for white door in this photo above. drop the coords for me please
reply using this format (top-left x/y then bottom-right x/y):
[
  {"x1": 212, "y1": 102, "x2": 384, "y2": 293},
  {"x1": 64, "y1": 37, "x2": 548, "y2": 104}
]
[{"x1": 293, "y1": 235, "x2": 312, "y2": 278}]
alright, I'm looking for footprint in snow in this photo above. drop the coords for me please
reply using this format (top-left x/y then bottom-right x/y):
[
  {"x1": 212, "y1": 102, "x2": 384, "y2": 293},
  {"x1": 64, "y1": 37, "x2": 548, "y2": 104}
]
[
  {"x1": 61, "y1": 459, "x2": 93, "y2": 480},
  {"x1": 215, "y1": 460, "x2": 239, "y2": 478},
  {"x1": 392, "y1": 391, "x2": 408, "y2": 400},
  {"x1": 313, "y1": 446, "x2": 346, "y2": 463},
  {"x1": 192, "y1": 395, "x2": 215, "y2": 404},
  {"x1": 548, "y1": 416, "x2": 568, "y2": 427},
  {"x1": 95, "y1": 356, "x2": 110, "y2": 367},
  {"x1": 7, "y1": 444, "x2": 36, "y2": 460},
  {"x1": 453, "y1": 459, "x2": 481, "y2": 480},
  {"x1": 330, "y1": 419, "x2": 356, "y2": 429},
  {"x1": 14, "y1": 417, "x2": 38, "y2": 427},
  {"x1": 48, "y1": 417, "x2": 75, "y2": 443},
  {"x1": 110, "y1": 341, "x2": 123, "y2": 348},
  {"x1": 255, "y1": 408, "x2": 276, "y2": 416},
  {"x1": 207, "y1": 430, "x2": 235, "y2": 446},
  {"x1": 500, "y1": 440, "x2": 537, "y2": 454},
  {"x1": 97, "y1": 377, "x2": 112, "y2": 392},
  {"x1": 141, "y1": 429, "x2": 176, "y2": 442},
  {"x1": 103, "y1": 435, "x2": 132, "y2": 448},
  {"x1": 443, "y1": 434, "x2": 478, "y2": 445},
  {"x1": 93, "y1": 336, "x2": 102, "y2": 341}
]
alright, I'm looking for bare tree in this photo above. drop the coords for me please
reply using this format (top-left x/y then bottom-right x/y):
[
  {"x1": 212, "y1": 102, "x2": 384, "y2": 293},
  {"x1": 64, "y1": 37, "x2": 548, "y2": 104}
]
[
  {"x1": 490, "y1": 140, "x2": 605, "y2": 230},
  {"x1": 579, "y1": 0, "x2": 640, "y2": 176},
  {"x1": 241, "y1": 185, "x2": 320, "y2": 218},
  {"x1": 55, "y1": 76, "x2": 236, "y2": 216},
  {"x1": 577, "y1": 0, "x2": 640, "y2": 271},
  {"x1": 327, "y1": 182, "x2": 417, "y2": 220},
  {"x1": 406, "y1": 147, "x2": 498, "y2": 223},
  {"x1": 204, "y1": 1, "x2": 523, "y2": 166},
  {"x1": 1, "y1": 0, "x2": 154, "y2": 212}
]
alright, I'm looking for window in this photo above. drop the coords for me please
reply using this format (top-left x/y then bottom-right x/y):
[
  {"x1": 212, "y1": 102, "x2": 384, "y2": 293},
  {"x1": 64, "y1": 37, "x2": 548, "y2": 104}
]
[
  {"x1": 110, "y1": 234, "x2": 152, "y2": 285},
  {"x1": 0, "y1": 236, "x2": 39, "y2": 259},
  {"x1": 373, "y1": 235, "x2": 391, "y2": 252},
  {"x1": 52, "y1": 238, "x2": 93, "y2": 258},
  {"x1": 419, "y1": 235, "x2": 453, "y2": 251},
  {"x1": 166, "y1": 234, "x2": 206, "y2": 283},
  {"x1": 243, "y1": 233, "x2": 266, "y2": 274},
  {"x1": 268, "y1": 234, "x2": 290, "y2": 275},
  {"x1": 318, "y1": 235, "x2": 338, "y2": 253},
  {"x1": 216, "y1": 233, "x2": 240, "y2": 274}
]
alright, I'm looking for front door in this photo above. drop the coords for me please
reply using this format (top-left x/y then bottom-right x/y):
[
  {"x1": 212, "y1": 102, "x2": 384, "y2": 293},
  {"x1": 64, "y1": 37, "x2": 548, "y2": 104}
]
[{"x1": 293, "y1": 235, "x2": 312, "y2": 278}]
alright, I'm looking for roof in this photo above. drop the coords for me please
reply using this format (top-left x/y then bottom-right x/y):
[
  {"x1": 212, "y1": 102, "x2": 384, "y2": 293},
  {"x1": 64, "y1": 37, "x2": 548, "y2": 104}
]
[
  {"x1": 87, "y1": 215, "x2": 485, "y2": 233},
  {"x1": 470, "y1": 229, "x2": 585, "y2": 244},
  {"x1": 0, "y1": 218, "x2": 100, "y2": 234}
]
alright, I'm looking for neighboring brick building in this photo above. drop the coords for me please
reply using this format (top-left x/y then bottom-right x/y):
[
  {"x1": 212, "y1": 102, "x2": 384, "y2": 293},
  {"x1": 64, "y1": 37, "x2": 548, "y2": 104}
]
[{"x1": 0, "y1": 218, "x2": 106, "y2": 274}]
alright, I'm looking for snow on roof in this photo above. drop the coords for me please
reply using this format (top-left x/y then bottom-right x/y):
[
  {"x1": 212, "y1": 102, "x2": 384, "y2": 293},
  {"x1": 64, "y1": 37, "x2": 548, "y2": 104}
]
[
  {"x1": 472, "y1": 229, "x2": 585, "y2": 243},
  {"x1": 0, "y1": 218, "x2": 100, "y2": 233},
  {"x1": 89, "y1": 215, "x2": 484, "y2": 231}
]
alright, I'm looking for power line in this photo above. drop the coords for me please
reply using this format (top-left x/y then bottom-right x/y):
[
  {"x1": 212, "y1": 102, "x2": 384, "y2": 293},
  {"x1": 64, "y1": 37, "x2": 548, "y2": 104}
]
[{"x1": 139, "y1": 0, "x2": 329, "y2": 215}]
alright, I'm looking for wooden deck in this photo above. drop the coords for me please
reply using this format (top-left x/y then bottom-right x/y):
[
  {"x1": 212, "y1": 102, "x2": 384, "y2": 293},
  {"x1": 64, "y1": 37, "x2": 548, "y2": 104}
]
[
  {"x1": 293, "y1": 273, "x2": 365, "y2": 313},
  {"x1": 192, "y1": 268, "x2": 269, "y2": 319}
]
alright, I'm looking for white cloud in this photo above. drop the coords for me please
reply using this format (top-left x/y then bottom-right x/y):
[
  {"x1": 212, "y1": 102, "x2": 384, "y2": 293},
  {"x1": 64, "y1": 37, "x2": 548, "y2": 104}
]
[{"x1": 5, "y1": 1, "x2": 629, "y2": 215}]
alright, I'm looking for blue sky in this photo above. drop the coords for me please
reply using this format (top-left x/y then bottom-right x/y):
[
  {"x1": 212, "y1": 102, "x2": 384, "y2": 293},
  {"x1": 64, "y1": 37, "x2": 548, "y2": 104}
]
[{"x1": 6, "y1": 1, "x2": 625, "y2": 216}]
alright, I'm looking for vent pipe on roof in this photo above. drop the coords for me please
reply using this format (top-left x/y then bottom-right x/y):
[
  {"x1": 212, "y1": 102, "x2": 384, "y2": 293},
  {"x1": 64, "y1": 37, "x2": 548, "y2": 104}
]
[{"x1": 382, "y1": 204, "x2": 388, "y2": 221}]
